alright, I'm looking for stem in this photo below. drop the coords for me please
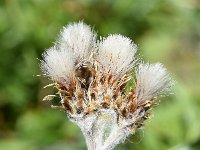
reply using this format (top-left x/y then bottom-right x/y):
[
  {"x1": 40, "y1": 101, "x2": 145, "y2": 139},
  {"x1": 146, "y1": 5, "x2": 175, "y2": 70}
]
[
  {"x1": 71, "y1": 111, "x2": 131, "y2": 150},
  {"x1": 101, "y1": 126, "x2": 129, "y2": 150},
  {"x1": 82, "y1": 130, "x2": 96, "y2": 150}
]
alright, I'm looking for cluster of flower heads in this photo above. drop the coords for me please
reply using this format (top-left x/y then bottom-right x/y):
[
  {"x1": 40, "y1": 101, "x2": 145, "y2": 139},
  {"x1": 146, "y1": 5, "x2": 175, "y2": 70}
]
[{"x1": 41, "y1": 21, "x2": 173, "y2": 150}]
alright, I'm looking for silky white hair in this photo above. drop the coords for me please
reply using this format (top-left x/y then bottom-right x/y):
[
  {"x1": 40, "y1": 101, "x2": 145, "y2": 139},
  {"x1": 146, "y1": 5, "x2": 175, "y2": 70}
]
[
  {"x1": 135, "y1": 63, "x2": 173, "y2": 102},
  {"x1": 97, "y1": 34, "x2": 137, "y2": 76},
  {"x1": 57, "y1": 21, "x2": 97, "y2": 60},
  {"x1": 40, "y1": 47, "x2": 75, "y2": 83}
]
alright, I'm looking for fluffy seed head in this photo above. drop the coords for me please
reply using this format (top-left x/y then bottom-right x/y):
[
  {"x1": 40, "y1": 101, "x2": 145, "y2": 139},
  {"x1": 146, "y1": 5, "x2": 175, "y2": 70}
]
[
  {"x1": 58, "y1": 21, "x2": 96, "y2": 59},
  {"x1": 135, "y1": 63, "x2": 173, "y2": 102},
  {"x1": 40, "y1": 47, "x2": 75, "y2": 83},
  {"x1": 40, "y1": 21, "x2": 174, "y2": 150},
  {"x1": 97, "y1": 34, "x2": 137, "y2": 76}
]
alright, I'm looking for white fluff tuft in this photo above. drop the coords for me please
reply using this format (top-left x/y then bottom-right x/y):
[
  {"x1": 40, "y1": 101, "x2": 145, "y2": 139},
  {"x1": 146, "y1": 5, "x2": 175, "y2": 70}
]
[
  {"x1": 41, "y1": 47, "x2": 75, "y2": 83},
  {"x1": 135, "y1": 63, "x2": 173, "y2": 102},
  {"x1": 58, "y1": 21, "x2": 96, "y2": 59},
  {"x1": 97, "y1": 34, "x2": 137, "y2": 75}
]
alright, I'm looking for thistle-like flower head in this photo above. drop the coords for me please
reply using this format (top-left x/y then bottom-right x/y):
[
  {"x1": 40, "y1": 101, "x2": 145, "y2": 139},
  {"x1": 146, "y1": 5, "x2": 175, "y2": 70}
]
[
  {"x1": 40, "y1": 21, "x2": 173, "y2": 150},
  {"x1": 135, "y1": 63, "x2": 172, "y2": 103},
  {"x1": 58, "y1": 21, "x2": 96, "y2": 60},
  {"x1": 40, "y1": 47, "x2": 75, "y2": 83},
  {"x1": 97, "y1": 34, "x2": 137, "y2": 75}
]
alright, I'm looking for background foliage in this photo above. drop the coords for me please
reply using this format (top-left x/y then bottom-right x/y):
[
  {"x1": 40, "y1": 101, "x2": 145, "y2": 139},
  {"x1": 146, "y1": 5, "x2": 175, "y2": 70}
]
[{"x1": 0, "y1": 0, "x2": 200, "y2": 150}]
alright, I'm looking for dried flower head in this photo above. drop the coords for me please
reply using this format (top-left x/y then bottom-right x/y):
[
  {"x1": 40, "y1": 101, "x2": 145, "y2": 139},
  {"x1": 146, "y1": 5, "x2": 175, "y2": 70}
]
[
  {"x1": 97, "y1": 34, "x2": 137, "y2": 75},
  {"x1": 40, "y1": 21, "x2": 173, "y2": 150},
  {"x1": 40, "y1": 47, "x2": 75, "y2": 83},
  {"x1": 135, "y1": 63, "x2": 172, "y2": 103},
  {"x1": 57, "y1": 21, "x2": 96, "y2": 60}
]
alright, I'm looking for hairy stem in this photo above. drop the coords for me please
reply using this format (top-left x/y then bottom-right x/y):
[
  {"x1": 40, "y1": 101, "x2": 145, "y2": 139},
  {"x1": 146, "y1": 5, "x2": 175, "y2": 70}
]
[{"x1": 82, "y1": 130, "x2": 96, "y2": 150}]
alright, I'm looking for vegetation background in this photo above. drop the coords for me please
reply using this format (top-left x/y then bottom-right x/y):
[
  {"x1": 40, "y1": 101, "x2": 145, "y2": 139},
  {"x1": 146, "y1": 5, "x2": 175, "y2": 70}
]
[{"x1": 0, "y1": 0, "x2": 200, "y2": 150}]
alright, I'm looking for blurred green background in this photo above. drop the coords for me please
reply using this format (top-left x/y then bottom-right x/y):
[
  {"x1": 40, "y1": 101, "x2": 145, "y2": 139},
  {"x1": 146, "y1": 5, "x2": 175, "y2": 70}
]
[{"x1": 0, "y1": 0, "x2": 200, "y2": 150}]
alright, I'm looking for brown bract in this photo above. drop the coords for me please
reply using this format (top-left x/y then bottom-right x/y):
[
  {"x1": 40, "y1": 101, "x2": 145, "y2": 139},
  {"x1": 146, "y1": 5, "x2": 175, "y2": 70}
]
[{"x1": 47, "y1": 59, "x2": 155, "y2": 132}]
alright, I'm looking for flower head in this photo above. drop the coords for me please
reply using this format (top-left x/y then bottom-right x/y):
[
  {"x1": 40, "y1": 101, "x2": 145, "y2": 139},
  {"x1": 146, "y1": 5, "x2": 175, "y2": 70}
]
[
  {"x1": 40, "y1": 46, "x2": 75, "y2": 83},
  {"x1": 57, "y1": 21, "x2": 96, "y2": 60},
  {"x1": 40, "y1": 21, "x2": 174, "y2": 150},
  {"x1": 135, "y1": 63, "x2": 173, "y2": 103},
  {"x1": 97, "y1": 34, "x2": 137, "y2": 75}
]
